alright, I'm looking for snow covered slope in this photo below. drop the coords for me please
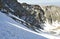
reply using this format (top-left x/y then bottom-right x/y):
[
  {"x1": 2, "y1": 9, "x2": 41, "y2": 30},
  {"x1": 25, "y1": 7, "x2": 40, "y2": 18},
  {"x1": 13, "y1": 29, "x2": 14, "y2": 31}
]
[
  {"x1": 0, "y1": 10, "x2": 60, "y2": 39},
  {"x1": 0, "y1": 12, "x2": 47, "y2": 39}
]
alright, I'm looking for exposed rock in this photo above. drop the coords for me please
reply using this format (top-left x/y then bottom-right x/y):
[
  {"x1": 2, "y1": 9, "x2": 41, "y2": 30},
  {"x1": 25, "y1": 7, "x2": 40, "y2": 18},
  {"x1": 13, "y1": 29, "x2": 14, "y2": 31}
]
[{"x1": 0, "y1": 0, "x2": 44, "y2": 32}]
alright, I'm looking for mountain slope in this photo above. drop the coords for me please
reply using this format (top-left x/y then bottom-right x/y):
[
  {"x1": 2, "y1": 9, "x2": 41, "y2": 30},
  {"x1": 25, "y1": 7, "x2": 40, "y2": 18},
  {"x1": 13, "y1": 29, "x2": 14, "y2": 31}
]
[
  {"x1": 0, "y1": 11, "x2": 47, "y2": 39},
  {"x1": 0, "y1": 0, "x2": 60, "y2": 35}
]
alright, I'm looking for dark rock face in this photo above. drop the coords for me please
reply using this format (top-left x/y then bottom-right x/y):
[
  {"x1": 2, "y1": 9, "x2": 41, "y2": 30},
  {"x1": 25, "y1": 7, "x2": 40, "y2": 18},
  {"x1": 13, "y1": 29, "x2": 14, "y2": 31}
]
[
  {"x1": 0, "y1": 0, "x2": 45, "y2": 32},
  {"x1": 22, "y1": 3, "x2": 45, "y2": 23},
  {"x1": 21, "y1": 3, "x2": 45, "y2": 30}
]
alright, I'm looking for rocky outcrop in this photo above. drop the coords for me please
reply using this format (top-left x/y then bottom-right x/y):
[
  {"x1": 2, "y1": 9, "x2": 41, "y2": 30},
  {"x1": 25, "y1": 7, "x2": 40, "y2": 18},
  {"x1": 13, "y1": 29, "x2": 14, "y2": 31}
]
[
  {"x1": 0, "y1": 0, "x2": 44, "y2": 32},
  {"x1": 21, "y1": 3, "x2": 45, "y2": 23}
]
